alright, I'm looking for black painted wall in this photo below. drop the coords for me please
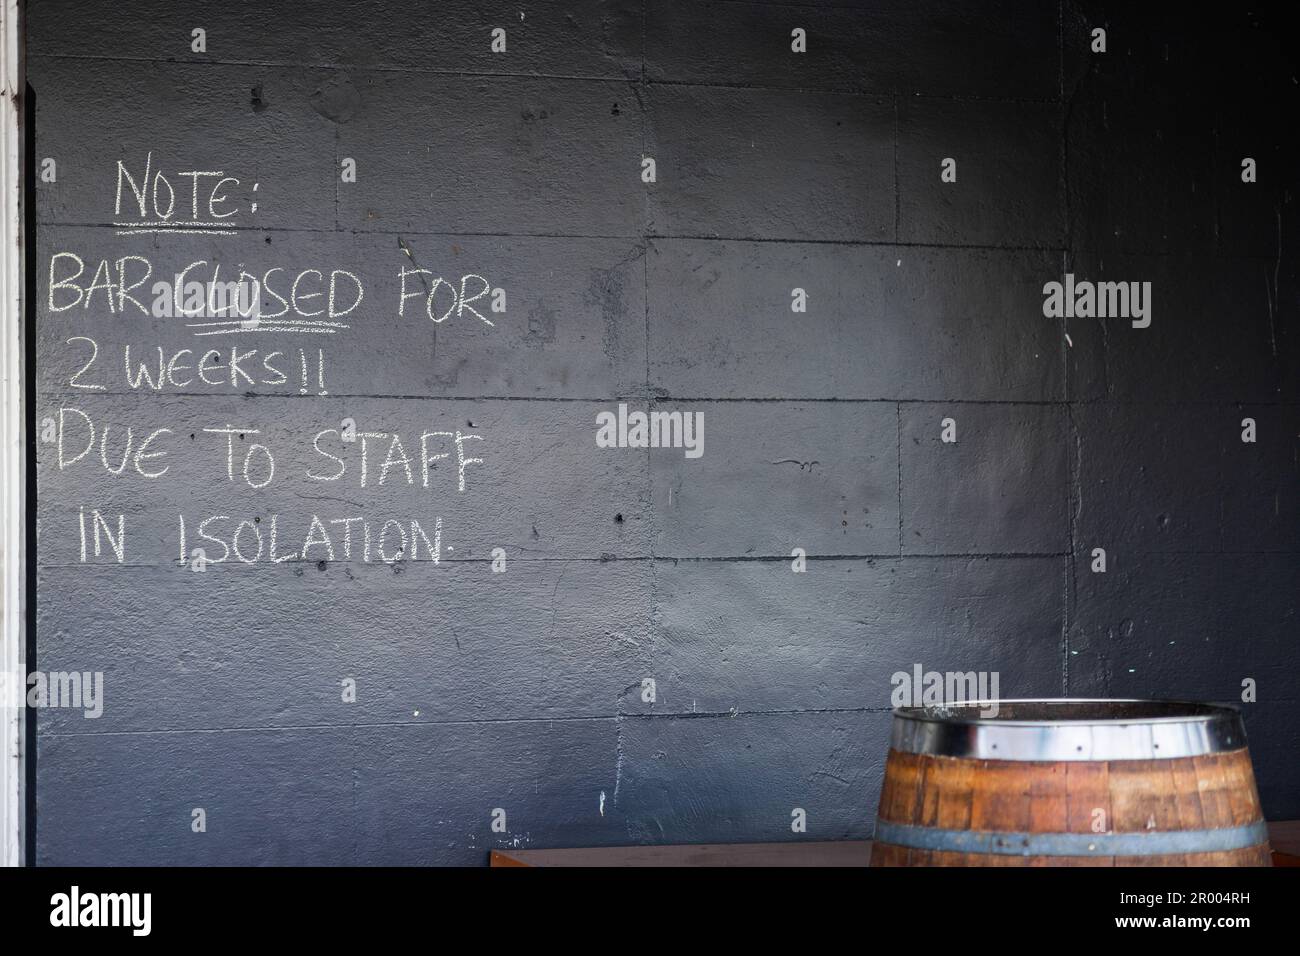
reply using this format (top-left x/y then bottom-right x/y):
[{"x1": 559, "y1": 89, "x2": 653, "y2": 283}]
[{"x1": 28, "y1": 1, "x2": 1298, "y2": 864}]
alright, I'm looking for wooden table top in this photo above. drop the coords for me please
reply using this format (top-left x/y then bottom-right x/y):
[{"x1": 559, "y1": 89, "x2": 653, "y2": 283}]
[{"x1": 490, "y1": 821, "x2": 1300, "y2": 867}]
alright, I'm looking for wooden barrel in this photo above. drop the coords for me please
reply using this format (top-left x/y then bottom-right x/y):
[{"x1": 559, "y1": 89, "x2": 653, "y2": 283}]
[{"x1": 871, "y1": 700, "x2": 1271, "y2": 866}]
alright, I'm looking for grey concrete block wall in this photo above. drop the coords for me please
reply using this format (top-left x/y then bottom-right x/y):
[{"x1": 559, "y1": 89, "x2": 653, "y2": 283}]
[
  {"x1": 645, "y1": 86, "x2": 895, "y2": 241},
  {"x1": 32, "y1": 61, "x2": 339, "y2": 231},
  {"x1": 646, "y1": 241, "x2": 1064, "y2": 401},
  {"x1": 1065, "y1": 254, "x2": 1289, "y2": 404},
  {"x1": 340, "y1": 73, "x2": 645, "y2": 236},
  {"x1": 896, "y1": 97, "x2": 1064, "y2": 248},
  {"x1": 900, "y1": 403, "x2": 1069, "y2": 554},
  {"x1": 648, "y1": 401, "x2": 898, "y2": 555},
  {"x1": 26, "y1": 0, "x2": 1299, "y2": 865},
  {"x1": 650, "y1": 557, "x2": 1064, "y2": 714}
]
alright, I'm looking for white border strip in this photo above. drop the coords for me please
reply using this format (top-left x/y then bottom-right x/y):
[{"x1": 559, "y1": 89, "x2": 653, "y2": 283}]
[{"x1": 0, "y1": 0, "x2": 23, "y2": 868}]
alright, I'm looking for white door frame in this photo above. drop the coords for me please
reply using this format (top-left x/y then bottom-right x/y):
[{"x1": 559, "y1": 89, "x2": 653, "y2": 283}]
[{"x1": 0, "y1": 0, "x2": 24, "y2": 868}]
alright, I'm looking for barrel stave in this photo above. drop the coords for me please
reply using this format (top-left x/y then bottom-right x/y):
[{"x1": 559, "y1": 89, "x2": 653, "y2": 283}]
[{"x1": 872, "y1": 748, "x2": 1269, "y2": 867}]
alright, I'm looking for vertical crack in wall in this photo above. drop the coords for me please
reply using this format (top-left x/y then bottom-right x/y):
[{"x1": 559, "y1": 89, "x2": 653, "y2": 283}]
[
  {"x1": 1267, "y1": 207, "x2": 1281, "y2": 358},
  {"x1": 892, "y1": 93, "x2": 900, "y2": 242},
  {"x1": 895, "y1": 403, "x2": 904, "y2": 554}
]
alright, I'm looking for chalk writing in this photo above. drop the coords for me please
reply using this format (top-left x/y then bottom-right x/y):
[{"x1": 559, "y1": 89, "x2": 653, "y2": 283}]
[{"x1": 43, "y1": 157, "x2": 512, "y2": 569}]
